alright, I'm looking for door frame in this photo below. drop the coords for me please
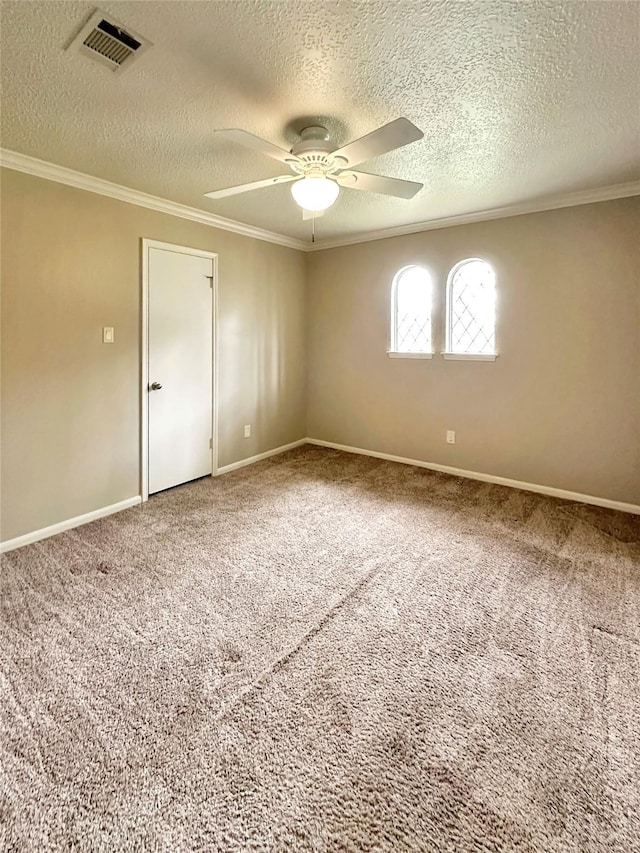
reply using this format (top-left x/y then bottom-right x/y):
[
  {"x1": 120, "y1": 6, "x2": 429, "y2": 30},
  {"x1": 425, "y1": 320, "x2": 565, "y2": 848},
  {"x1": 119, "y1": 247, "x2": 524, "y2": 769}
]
[{"x1": 141, "y1": 238, "x2": 219, "y2": 502}]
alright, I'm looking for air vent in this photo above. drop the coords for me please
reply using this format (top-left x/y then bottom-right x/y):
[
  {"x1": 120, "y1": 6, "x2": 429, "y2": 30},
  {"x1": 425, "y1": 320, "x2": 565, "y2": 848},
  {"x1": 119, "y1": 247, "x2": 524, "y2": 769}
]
[{"x1": 67, "y1": 10, "x2": 151, "y2": 74}]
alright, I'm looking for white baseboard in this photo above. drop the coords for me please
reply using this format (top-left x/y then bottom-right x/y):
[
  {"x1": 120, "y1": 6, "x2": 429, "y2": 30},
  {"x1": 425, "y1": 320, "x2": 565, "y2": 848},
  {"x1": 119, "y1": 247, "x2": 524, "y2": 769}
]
[
  {"x1": 1, "y1": 437, "x2": 306, "y2": 553},
  {"x1": 0, "y1": 496, "x2": 142, "y2": 554},
  {"x1": 3, "y1": 438, "x2": 636, "y2": 553},
  {"x1": 306, "y1": 438, "x2": 640, "y2": 516},
  {"x1": 216, "y1": 438, "x2": 307, "y2": 475}
]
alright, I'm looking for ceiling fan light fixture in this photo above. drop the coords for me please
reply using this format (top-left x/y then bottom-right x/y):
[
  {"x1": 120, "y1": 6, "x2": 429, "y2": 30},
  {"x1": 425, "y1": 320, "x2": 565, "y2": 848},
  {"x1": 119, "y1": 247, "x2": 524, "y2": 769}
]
[{"x1": 291, "y1": 176, "x2": 339, "y2": 212}]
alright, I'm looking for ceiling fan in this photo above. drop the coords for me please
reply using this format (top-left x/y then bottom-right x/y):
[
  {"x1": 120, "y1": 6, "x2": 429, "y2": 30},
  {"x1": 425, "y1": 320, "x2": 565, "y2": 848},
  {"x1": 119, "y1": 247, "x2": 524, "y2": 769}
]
[{"x1": 204, "y1": 118, "x2": 424, "y2": 218}]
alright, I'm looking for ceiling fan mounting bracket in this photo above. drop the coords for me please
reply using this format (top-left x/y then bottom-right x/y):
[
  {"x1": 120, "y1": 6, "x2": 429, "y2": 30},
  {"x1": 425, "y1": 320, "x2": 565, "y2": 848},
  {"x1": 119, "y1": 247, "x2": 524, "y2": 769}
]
[
  {"x1": 298, "y1": 125, "x2": 329, "y2": 140},
  {"x1": 291, "y1": 125, "x2": 334, "y2": 159}
]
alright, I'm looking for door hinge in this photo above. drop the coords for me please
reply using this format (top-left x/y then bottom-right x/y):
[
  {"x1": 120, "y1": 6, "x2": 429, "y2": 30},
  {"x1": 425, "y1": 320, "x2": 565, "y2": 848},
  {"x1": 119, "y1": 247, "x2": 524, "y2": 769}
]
[
  {"x1": 205, "y1": 275, "x2": 213, "y2": 288},
  {"x1": 209, "y1": 437, "x2": 213, "y2": 449}
]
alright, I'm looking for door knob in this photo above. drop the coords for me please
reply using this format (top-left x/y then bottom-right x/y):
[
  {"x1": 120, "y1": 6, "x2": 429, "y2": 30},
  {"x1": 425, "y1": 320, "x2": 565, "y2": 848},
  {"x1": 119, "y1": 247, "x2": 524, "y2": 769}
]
[{"x1": 149, "y1": 381, "x2": 162, "y2": 391}]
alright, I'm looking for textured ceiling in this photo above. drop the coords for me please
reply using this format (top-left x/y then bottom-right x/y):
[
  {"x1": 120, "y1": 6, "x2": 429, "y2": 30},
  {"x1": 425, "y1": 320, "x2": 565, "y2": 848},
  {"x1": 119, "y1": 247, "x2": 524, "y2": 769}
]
[{"x1": 1, "y1": 0, "x2": 639, "y2": 243}]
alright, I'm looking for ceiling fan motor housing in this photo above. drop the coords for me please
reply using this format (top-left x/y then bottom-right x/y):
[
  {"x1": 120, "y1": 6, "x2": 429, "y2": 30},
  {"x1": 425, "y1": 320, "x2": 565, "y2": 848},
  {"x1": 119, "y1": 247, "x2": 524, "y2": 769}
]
[{"x1": 290, "y1": 126, "x2": 345, "y2": 177}]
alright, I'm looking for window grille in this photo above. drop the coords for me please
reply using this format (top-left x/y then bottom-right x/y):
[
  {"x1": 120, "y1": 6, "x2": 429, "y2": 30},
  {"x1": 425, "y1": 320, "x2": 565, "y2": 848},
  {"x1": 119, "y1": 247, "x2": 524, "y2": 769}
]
[
  {"x1": 446, "y1": 259, "x2": 496, "y2": 354},
  {"x1": 391, "y1": 266, "x2": 432, "y2": 353}
]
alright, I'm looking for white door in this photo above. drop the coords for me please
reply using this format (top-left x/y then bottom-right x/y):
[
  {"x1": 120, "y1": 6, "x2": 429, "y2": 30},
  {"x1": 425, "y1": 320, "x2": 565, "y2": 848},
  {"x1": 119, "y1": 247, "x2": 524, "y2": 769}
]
[{"x1": 148, "y1": 246, "x2": 213, "y2": 494}]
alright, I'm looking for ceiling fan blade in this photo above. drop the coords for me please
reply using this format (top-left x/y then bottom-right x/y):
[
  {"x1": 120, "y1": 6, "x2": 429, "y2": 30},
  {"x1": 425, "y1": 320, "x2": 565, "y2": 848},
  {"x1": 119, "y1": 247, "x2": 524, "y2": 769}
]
[
  {"x1": 302, "y1": 208, "x2": 325, "y2": 221},
  {"x1": 330, "y1": 118, "x2": 423, "y2": 168},
  {"x1": 204, "y1": 174, "x2": 297, "y2": 200},
  {"x1": 336, "y1": 171, "x2": 423, "y2": 199},
  {"x1": 215, "y1": 129, "x2": 300, "y2": 166}
]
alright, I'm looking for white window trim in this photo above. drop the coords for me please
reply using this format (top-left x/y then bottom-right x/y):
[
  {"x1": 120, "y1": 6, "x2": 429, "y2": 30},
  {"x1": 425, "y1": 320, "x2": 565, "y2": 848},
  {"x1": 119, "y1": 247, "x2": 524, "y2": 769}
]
[
  {"x1": 390, "y1": 264, "x2": 432, "y2": 356},
  {"x1": 441, "y1": 352, "x2": 498, "y2": 361},
  {"x1": 388, "y1": 351, "x2": 434, "y2": 359},
  {"x1": 445, "y1": 257, "x2": 497, "y2": 358}
]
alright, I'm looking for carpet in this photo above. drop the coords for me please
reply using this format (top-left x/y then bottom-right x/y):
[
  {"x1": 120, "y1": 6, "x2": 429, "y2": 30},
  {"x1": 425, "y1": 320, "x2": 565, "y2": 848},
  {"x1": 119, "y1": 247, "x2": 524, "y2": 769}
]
[{"x1": 1, "y1": 445, "x2": 639, "y2": 852}]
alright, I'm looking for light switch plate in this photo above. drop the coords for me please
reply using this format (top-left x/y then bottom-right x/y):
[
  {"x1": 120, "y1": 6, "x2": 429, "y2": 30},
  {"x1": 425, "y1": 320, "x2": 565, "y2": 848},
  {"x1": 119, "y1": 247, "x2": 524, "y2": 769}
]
[{"x1": 103, "y1": 326, "x2": 114, "y2": 344}]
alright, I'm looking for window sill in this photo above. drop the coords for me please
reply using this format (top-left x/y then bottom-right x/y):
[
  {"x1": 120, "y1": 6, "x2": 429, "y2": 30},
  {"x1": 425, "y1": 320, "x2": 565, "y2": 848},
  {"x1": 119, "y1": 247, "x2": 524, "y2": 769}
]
[
  {"x1": 387, "y1": 351, "x2": 434, "y2": 359},
  {"x1": 441, "y1": 352, "x2": 498, "y2": 361}
]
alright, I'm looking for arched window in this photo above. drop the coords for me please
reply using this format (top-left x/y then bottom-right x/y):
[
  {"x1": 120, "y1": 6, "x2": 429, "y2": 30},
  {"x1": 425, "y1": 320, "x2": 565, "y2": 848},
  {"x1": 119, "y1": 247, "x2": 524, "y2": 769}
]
[
  {"x1": 390, "y1": 265, "x2": 432, "y2": 357},
  {"x1": 445, "y1": 258, "x2": 496, "y2": 358}
]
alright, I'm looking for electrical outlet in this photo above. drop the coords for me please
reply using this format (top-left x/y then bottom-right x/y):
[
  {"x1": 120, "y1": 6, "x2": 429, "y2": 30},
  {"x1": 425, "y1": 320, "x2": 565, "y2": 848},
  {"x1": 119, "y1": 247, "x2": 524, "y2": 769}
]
[
  {"x1": 243, "y1": 424, "x2": 251, "y2": 438},
  {"x1": 446, "y1": 430, "x2": 456, "y2": 444}
]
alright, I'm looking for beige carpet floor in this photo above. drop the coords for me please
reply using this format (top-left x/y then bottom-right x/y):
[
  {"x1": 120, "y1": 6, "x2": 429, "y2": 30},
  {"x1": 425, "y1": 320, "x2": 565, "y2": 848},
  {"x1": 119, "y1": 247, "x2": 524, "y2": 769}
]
[{"x1": 1, "y1": 445, "x2": 639, "y2": 852}]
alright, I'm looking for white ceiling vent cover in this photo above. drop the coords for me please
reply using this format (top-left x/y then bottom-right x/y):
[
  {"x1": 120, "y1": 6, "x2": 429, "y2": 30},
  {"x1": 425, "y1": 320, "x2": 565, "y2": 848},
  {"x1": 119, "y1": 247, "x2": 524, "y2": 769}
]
[{"x1": 68, "y1": 10, "x2": 151, "y2": 73}]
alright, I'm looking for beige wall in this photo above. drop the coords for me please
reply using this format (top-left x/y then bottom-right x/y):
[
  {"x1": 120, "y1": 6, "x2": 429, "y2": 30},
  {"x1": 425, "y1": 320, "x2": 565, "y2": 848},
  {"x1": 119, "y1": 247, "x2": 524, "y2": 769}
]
[
  {"x1": 2, "y1": 172, "x2": 638, "y2": 544},
  {"x1": 307, "y1": 197, "x2": 640, "y2": 505},
  {"x1": 1, "y1": 169, "x2": 307, "y2": 541}
]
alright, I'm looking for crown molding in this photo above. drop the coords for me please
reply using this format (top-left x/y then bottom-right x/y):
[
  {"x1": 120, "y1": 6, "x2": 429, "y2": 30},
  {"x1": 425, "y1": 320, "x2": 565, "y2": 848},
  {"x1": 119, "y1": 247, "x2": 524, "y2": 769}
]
[
  {"x1": 307, "y1": 180, "x2": 640, "y2": 251},
  {"x1": 2, "y1": 147, "x2": 638, "y2": 253},
  {"x1": 0, "y1": 148, "x2": 308, "y2": 252}
]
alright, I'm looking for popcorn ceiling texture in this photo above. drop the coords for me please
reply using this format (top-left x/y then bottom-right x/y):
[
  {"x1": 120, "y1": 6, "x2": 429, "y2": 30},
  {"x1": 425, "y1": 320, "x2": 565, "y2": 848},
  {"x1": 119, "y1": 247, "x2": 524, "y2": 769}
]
[
  {"x1": 1, "y1": 446, "x2": 639, "y2": 851},
  {"x1": 0, "y1": 1, "x2": 638, "y2": 241}
]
